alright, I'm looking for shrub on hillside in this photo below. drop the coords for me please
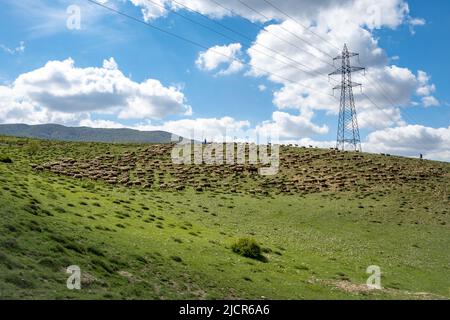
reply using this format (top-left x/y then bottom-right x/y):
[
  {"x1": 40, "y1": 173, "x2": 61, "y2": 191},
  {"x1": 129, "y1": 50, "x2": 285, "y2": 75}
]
[
  {"x1": 0, "y1": 155, "x2": 13, "y2": 163},
  {"x1": 231, "y1": 237, "x2": 267, "y2": 262},
  {"x1": 26, "y1": 141, "x2": 40, "y2": 157}
]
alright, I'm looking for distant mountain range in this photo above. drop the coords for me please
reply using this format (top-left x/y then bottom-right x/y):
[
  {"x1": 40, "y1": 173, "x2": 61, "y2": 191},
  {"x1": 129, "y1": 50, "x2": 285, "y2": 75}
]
[{"x1": 0, "y1": 123, "x2": 179, "y2": 144}]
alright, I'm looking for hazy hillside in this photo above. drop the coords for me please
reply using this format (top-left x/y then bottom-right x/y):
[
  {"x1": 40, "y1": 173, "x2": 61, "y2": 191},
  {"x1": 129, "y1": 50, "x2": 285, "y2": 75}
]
[{"x1": 0, "y1": 124, "x2": 176, "y2": 144}]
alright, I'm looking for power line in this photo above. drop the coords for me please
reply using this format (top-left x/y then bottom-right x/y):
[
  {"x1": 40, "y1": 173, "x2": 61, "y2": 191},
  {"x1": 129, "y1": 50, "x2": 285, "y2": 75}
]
[
  {"x1": 365, "y1": 74, "x2": 398, "y2": 106},
  {"x1": 257, "y1": 0, "x2": 423, "y2": 126},
  {"x1": 361, "y1": 92, "x2": 395, "y2": 121},
  {"x1": 86, "y1": 0, "x2": 335, "y2": 99},
  {"x1": 170, "y1": 0, "x2": 254, "y2": 42},
  {"x1": 243, "y1": 0, "x2": 420, "y2": 127},
  {"x1": 225, "y1": 1, "x2": 424, "y2": 134},
  {"x1": 207, "y1": 0, "x2": 334, "y2": 69},
  {"x1": 328, "y1": 46, "x2": 414, "y2": 132},
  {"x1": 235, "y1": 0, "x2": 335, "y2": 62},
  {"x1": 262, "y1": 1, "x2": 421, "y2": 126},
  {"x1": 172, "y1": 0, "x2": 334, "y2": 75},
  {"x1": 261, "y1": 0, "x2": 341, "y2": 52},
  {"x1": 330, "y1": 19, "x2": 423, "y2": 126},
  {"x1": 89, "y1": 0, "x2": 416, "y2": 134},
  {"x1": 143, "y1": 0, "x2": 337, "y2": 83},
  {"x1": 353, "y1": 61, "x2": 420, "y2": 126},
  {"x1": 87, "y1": 0, "x2": 396, "y2": 126}
]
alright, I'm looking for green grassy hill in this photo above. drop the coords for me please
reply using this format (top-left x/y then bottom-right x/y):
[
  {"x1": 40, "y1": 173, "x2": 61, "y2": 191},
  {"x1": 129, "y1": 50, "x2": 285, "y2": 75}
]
[
  {"x1": 0, "y1": 136, "x2": 449, "y2": 300},
  {"x1": 0, "y1": 123, "x2": 177, "y2": 144}
]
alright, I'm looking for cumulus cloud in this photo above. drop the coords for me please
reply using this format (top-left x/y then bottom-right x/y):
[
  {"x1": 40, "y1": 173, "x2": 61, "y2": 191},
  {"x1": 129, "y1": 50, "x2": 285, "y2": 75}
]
[
  {"x1": 357, "y1": 107, "x2": 405, "y2": 130},
  {"x1": 128, "y1": 0, "x2": 168, "y2": 21},
  {"x1": 123, "y1": 0, "x2": 410, "y2": 27},
  {"x1": 195, "y1": 43, "x2": 244, "y2": 76},
  {"x1": 134, "y1": 116, "x2": 251, "y2": 141},
  {"x1": 256, "y1": 110, "x2": 329, "y2": 139},
  {"x1": 102, "y1": 57, "x2": 118, "y2": 70},
  {"x1": 247, "y1": 19, "x2": 434, "y2": 125},
  {"x1": 362, "y1": 66, "x2": 417, "y2": 107},
  {"x1": 364, "y1": 125, "x2": 450, "y2": 161},
  {"x1": 416, "y1": 70, "x2": 439, "y2": 107},
  {"x1": 2, "y1": 0, "x2": 443, "y2": 162},
  {"x1": 144, "y1": 0, "x2": 431, "y2": 133},
  {"x1": 0, "y1": 57, "x2": 191, "y2": 124},
  {"x1": 421, "y1": 96, "x2": 439, "y2": 108},
  {"x1": 121, "y1": 0, "x2": 423, "y2": 33},
  {"x1": 79, "y1": 118, "x2": 126, "y2": 129},
  {"x1": 116, "y1": 0, "x2": 434, "y2": 129}
]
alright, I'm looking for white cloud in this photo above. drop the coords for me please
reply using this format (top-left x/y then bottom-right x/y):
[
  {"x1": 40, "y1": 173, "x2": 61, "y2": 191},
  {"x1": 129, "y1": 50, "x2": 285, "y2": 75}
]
[
  {"x1": 421, "y1": 96, "x2": 439, "y2": 108},
  {"x1": 2, "y1": 0, "x2": 442, "y2": 163},
  {"x1": 256, "y1": 110, "x2": 329, "y2": 139},
  {"x1": 0, "y1": 41, "x2": 25, "y2": 55},
  {"x1": 102, "y1": 57, "x2": 118, "y2": 70},
  {"x1": 128, "y1": 0, "x2": 168, "y2": 21},
  {"x1": 245, "y1": 19, "x2": 437, "y2": 130},
  {"x1": 217, "y1": 60, "x2": 245, "y2": 76},
  {"x1": 118, "y1": 79, "x2": 192, "y2": 119},
  {"x1": 148, "y1": 0, "x2": 432, "y2": 133},
  {"x1": 196, "y1": 43, "x2": 244, "y2": 76},
  {"x1": 115, "y1": 0, "x2": 434, "y2": 131},
  {"x1": 408, "y1": 17, "x2": 426, "y2": 26},
  {"x1": 134, "y1": 116, "x2": 251, "y2": 141},
  {"x1": 357, "y1": 107, "x2": 405, "y2": 130},
  {"x1": 407, "y1": 17, "x2": 426, "y2": 34},
  {"x1": 258, "y1": 84, "x2": 267, "y2": 92},
  {"x1": 364, "y1": 125, "x2": 450, "y2": 161},
  {"x1": 363, "y1": 66, "x2": 417, "y2": 106},
  {"x1": 417, "y1": 71, "x2": 433, "y2": 93},
  {"x1": 0, "y1": 57, "x2": 191, "y2": 124},
  {"x1": 416, "y1": 70, "x2": 439, "y2": 107},
  {"x1": 79, "y1": 118, "x2": 125, "y2": 129},
  {"x1": 125, "y1": 0, "x2": 410, "y2": 28}
]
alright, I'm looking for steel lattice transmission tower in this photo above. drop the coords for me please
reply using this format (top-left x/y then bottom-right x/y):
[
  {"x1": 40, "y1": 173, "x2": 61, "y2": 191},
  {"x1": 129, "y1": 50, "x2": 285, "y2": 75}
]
[{"x1": 329, "y1": 44, "x2": 365, "y2": 152}]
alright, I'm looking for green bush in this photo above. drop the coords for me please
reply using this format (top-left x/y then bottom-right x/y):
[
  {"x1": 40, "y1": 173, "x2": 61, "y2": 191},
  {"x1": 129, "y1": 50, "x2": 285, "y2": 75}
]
[
  {"x1": 231, "y1": 237, "x2": 267, "y2": 262},
  {"x1": 26, "y1": 140, "x2": 40, "y2": 157},
  {"x1": 0, "y1": 155, "x2": 13, "y2": 163}
]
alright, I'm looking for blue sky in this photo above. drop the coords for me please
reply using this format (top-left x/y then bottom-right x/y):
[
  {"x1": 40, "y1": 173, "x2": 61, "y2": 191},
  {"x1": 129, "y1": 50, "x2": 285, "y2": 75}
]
[
  {"x1": 374, "y1": 0, "x2": 450, "y2": 127},
  {"x1": 0, "y1": 0, "x2": 449, "y2": 160}
]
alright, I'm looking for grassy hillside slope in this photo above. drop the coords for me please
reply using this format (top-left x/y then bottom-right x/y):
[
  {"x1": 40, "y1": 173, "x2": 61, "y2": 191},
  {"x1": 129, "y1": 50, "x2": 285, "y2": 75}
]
[
  {"x1": 0, "y1": 124, "x2": 176, "y2": 144},
  {"x1": 0, "y1": 136, "x2": 449, "y2": 299}
]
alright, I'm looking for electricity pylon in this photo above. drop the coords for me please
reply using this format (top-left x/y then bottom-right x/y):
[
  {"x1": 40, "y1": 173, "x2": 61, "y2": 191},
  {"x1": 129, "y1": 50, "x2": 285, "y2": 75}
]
[{"x1": 329, "y1": 44, "x2": 365, "y2": 152}]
